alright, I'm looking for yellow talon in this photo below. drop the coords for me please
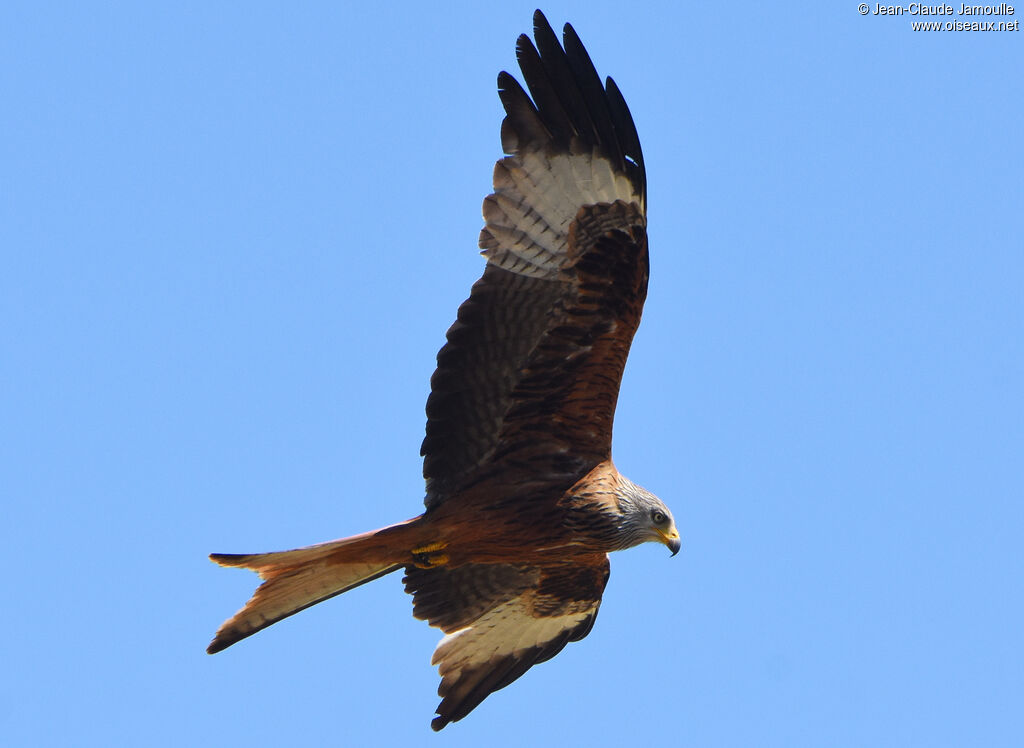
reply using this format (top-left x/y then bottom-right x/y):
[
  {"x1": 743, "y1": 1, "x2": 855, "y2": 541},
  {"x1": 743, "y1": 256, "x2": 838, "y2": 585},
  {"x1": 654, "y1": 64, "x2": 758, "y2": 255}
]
[
  {"x1": 428, "y1": 553, "x2": 449, "y2": 567},
  {"x1": 411, "y1": 541, "x2": 448, "y2": 554},
  {"x1": 411, "y1": 542, "x2": 450, "y2": 569}
]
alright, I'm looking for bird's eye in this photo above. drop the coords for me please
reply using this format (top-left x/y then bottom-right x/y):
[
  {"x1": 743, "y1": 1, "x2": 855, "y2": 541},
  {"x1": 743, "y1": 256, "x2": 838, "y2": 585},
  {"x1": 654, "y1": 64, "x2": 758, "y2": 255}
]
[{"x1": 651, "y1": 510, "x2": 666, "y2": 525}]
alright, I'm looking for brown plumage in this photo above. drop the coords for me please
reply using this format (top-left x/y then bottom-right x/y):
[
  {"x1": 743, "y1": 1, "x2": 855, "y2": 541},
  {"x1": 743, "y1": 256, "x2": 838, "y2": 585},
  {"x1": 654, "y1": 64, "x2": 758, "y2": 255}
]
[{"x1": 207, "y1": 10, "x2": 679, "y2": 731}]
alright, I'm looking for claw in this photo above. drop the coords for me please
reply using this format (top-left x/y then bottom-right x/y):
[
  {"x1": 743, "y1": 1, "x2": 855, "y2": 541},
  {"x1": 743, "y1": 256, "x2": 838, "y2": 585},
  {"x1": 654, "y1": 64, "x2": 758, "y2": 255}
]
[{"x1": 411, "y1": 541, "x2": 450, "y2": 569}]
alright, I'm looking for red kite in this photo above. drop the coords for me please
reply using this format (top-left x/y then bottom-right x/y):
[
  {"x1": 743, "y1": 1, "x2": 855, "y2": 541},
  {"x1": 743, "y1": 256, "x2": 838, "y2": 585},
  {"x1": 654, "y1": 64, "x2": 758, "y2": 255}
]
[{"x1": 207, "y1": 10, "x2": 679, "y2": 731}]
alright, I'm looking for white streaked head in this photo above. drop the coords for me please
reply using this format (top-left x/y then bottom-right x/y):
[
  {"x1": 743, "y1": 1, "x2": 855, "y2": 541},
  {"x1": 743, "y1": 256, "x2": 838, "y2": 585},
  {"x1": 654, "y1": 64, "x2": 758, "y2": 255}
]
[{"x1": 614, "y1": 477, "x2": 680, "y2": 555}]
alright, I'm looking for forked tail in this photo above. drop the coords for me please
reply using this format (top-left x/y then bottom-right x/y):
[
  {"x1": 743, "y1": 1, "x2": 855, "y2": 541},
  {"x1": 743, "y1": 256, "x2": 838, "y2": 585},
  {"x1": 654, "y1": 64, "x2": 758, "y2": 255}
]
[{"x1": 206, "y1": 518, "x2": 421, "y2": 654}]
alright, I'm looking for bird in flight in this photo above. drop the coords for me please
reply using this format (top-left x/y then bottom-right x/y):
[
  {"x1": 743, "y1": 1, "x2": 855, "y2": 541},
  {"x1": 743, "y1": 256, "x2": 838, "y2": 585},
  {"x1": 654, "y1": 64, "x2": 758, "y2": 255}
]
[{"x1": 207, "y1": 9, "x2": 679, "y2": 731}]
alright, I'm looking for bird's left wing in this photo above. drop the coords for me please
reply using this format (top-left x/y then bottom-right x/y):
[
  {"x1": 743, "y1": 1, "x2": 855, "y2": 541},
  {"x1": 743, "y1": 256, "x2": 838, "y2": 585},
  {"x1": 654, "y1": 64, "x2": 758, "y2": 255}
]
[{"x1": 403, "y1": 556, "x2": 611, "y2": 731}]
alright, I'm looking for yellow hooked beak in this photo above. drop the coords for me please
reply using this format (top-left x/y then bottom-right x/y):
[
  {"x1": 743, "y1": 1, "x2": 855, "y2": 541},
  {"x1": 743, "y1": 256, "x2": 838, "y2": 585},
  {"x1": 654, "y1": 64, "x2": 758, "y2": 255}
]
[{"x1": 657, "y1": 526, "x2": 681, "y2": 556}]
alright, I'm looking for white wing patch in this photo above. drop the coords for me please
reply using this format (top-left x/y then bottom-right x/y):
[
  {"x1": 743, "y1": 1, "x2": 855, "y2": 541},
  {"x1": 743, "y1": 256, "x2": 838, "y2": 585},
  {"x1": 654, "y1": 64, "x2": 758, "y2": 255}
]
[
  {"x1": 431, "y1": 596, "x2": 590, "y2": 676},
  {"x1": 480, "y1": 148, "x2": 640, "y2": 279}
]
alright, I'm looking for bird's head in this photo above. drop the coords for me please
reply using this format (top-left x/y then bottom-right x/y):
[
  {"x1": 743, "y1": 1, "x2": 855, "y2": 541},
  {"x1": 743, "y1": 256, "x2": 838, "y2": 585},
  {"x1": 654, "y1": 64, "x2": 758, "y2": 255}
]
[{"x1": 614, "y1": 477, "x2": 680, "y2": 556}]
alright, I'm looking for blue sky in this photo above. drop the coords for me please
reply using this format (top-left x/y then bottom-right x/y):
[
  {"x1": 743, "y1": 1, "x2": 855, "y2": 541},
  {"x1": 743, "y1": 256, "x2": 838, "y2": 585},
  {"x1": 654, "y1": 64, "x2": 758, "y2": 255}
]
[{"x1": 2, "y1": 2, "x2": 1021, "y2": 746}]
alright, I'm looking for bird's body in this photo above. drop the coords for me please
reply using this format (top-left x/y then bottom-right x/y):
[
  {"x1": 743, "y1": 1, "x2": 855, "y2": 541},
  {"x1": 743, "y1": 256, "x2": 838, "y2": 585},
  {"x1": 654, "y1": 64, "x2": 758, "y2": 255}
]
[
  {"x1": 208, "y1": 10, "x2": 679, "y2": 731},
  {"x1": 412, "y1": 458, "x2": 650, "y2": 564}
]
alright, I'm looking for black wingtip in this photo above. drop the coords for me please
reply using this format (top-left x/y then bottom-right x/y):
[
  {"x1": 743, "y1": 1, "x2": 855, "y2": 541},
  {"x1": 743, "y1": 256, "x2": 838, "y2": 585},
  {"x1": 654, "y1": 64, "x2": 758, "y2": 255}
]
[
  {"x1": 431, "y1": 715, "x2": 449, "y2": 731},
  {"x1": 206, "y1": 629, "x2": 244, "y2": 654}
]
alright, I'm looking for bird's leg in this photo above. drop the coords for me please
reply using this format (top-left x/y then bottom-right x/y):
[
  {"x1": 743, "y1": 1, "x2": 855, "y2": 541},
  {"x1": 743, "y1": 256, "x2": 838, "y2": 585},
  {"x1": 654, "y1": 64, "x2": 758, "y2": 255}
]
[{"x1": 411, "y1": 541, "x2": 450, "y2": 569}]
